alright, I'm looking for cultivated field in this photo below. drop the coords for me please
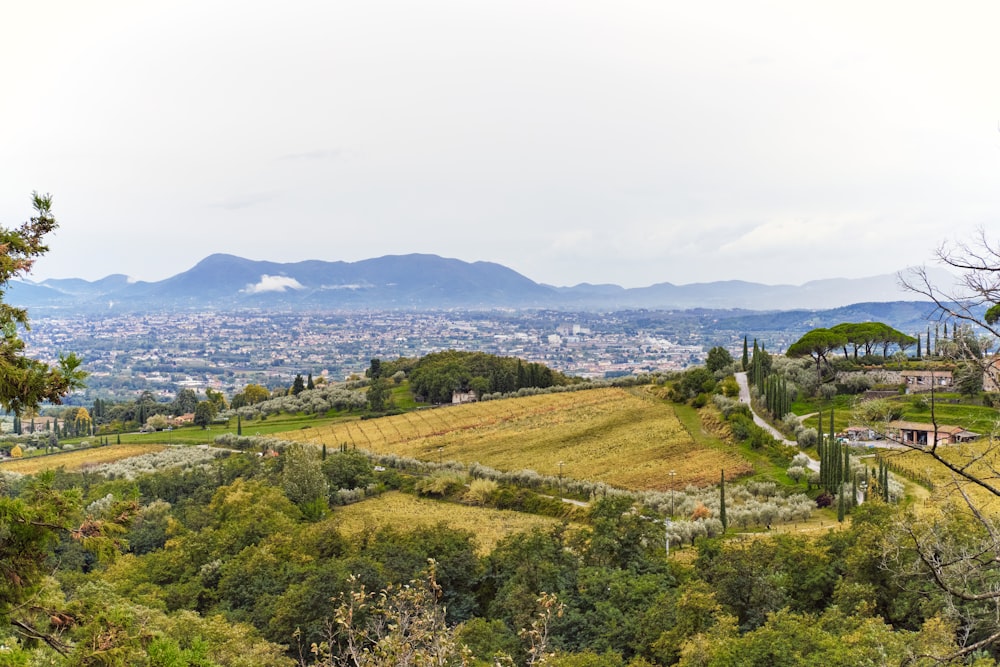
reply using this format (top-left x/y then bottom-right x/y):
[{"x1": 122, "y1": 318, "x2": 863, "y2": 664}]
[
  {"x1": 0, "y1": 443, "x2": 168, "y2": 474},
  {"x1": 287, "y1": 388, "x2": 753, "y2": 489},
  {"x1": 329, "y1": 491, "x2": 573, "y2": 554},
  {"x1": 878, "y1": 442, "x2": 1000, "y2": 512}
]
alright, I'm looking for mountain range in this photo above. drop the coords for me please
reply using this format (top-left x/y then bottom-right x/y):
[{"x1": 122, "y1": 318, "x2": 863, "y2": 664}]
[{"x1": 9, "y1": 253, "x2": 939, "y2": 313}]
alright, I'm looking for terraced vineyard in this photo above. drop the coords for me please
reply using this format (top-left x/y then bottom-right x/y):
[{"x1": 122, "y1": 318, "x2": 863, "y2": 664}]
[
  {"x1": 0, "y1": 443, "x2": 168, "y2": 474},
  {"x1": 288, "y1": 387, "x2": 753, "y2": 489},
  {"x1": 879, "y1": 444, "x2": 1000, "y2": 513}
]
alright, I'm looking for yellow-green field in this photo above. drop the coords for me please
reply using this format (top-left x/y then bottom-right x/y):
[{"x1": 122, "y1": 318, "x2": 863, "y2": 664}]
[
  {"x1": 329, "y1": 491, "x2": 574, "y2": 554},
  {"x1": 0, "y1": 444, "x2": 167, "y2": 474},
  {"x1": 286, "y1": 388, "x2": 753, "y2": 489},
  {"x1": 878, "y1": 443, "x2": 1000, "y2": 512}
]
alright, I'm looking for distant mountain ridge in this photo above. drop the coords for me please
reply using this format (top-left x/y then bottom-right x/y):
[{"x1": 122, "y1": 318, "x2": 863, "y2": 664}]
[{"x1": 9, "y1": 252, "x2": 936, "y2": 312}]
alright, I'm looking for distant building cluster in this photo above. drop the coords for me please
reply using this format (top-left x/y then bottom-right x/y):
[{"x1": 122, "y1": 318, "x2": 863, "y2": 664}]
[{"x1": 23, "y1": 310, "x2": 720, "y2": 402}]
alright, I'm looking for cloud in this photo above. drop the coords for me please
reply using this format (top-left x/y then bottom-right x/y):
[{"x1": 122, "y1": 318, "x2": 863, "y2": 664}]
[
  {"x1": 278, "y1": 149, "x2": 343, "y2": 161},
  {"x1": 209, "y1": 193, "x2": 277, "y2": 211},
  {"x1": 242, "y1": 275, "x2": 305, "y2": 294}
]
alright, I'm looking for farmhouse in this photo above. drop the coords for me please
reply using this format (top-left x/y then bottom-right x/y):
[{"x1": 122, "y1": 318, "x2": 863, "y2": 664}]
[
  {"x1": 452, "y1": 390, "x2": 477, "y2": 404},
  {"x1": 982, "y1": 356, "x2": 1000, "y2": 392},
  {"x1": 900, "y1": 369, "x2": 953, "y2": 393},
  {"x1": 887, "y1": 420, "x2": 978, "y2": 447}
]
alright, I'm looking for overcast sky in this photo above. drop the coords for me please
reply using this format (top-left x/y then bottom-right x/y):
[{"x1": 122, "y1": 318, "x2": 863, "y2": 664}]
[{"x1": 3, "y1": 1, "x2": 999, "y2": 288}]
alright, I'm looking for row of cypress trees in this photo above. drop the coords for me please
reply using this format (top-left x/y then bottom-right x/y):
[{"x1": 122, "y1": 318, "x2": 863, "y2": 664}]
[{"x1": 745, "y1": 336, "x2": 791, "y2": 420}]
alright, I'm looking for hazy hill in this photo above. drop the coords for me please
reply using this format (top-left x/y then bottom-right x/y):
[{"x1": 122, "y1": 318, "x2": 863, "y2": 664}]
[{"x1": 9, "y1": 252, "x2": 939, "y2": 313}]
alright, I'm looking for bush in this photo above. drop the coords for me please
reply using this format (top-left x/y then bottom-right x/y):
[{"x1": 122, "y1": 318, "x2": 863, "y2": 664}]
[
  {"x1": 818, "y1": 384, "x2": 838, "y2": 400},
  {"x1": 786, "y1": 465, "x2": 806, "y2": 484},
  {"x1": 719, "y1": 376, "x2": 740, "y2": 398},
  {"x1": 841, "y1": 374, "x2": 874, "y2": 394},
  {"x1": 414, "y1": 472, "x2": 466, "y2": 497},
  {"x1": 797, "y1": 428, "x2": 818, "y2": 448},
  {"x1": 463, "y1": 478, "x2": 498, "y2": 505}
]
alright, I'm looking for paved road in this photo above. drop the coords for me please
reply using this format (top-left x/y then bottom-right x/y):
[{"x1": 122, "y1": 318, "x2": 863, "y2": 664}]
[{"x1": 735, "y1": 372, "x2": 819, "y2": 473}]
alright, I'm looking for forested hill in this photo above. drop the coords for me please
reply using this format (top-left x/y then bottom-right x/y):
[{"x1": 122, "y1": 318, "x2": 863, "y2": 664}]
[{"x1": 11, "y1": 253, "x2": 929, "y2": 312}]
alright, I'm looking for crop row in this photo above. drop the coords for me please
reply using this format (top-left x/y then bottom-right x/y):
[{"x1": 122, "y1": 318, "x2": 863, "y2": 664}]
[{"x1": 288, "y1": 388, "x2": 753, "y2": 490}]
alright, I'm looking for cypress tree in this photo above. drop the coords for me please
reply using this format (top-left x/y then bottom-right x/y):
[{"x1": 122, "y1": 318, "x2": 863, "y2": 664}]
[
  {"x1": 843, "y1": 445, "x2": 850, "y2": 485},
  {"x1": 322, "y1": 443, "x2": 327, "y2": 461},
  {"x1": 237, "y1": 414, "x2": 242, "y2": 436},
  {"x1": 818, "y1": 411, "x2": 825, "y2": 488},
  {"x1": 742, "y1": 336, "x2": 749, "y2": 371},
  {"x1": 781, "y1": 377, "x2": 789, "y2": 417},
  {"x1": 916, "y1": 335, "x2": 921, "y2": 359},
  {"x1": 719, "y1": 469, "x2": 727, "y2": 531},
  {"x1": 837, "y1": 487, "x2": 846, "y2": 522}
]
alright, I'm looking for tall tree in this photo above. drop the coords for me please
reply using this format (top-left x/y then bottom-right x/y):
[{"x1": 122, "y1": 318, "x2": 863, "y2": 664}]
[
  {"x1": 0, "y1": 193, "x2": 85, "y2": 416},
  {"x1": 719, "y1": 469, "x2": 728, "y2": 531},
  {"x1": 786, "y1": 329, "x2": 848, "y2": 386},
  {"x1": 193, "y1": 400, "x2": 215, "y2": 429},
  {"x1": 705, "y1": 346, "x2": 734, "y2": 373},
  {"x1": 367, "y1": 376, "x2": 390, "y2": 412}
]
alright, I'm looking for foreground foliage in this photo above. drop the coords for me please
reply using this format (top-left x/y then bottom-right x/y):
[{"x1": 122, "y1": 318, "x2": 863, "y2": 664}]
[{"x1": 1, "y1": 440, "x2": 995, "y2": 664}]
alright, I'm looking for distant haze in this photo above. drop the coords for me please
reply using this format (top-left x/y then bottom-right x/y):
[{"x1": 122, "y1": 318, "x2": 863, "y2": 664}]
[
  {"x1": 3, "y1": 2, "x2": 999, "y2": 288},
  {"x1": 9, "y1": 253, "x2": 953, "y2": 313}
]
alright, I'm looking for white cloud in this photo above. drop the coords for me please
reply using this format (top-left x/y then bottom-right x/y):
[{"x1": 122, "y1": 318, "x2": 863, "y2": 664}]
[{"x1": 242, "y1": 275, "x2": 305, "y2": 294}]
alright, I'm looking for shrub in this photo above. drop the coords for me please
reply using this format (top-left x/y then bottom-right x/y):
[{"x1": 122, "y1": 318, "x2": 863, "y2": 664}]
[
  {"x1": 463, "y1": 478, "x2": 498, "y2": 505},
  {"x1": 786, "y1": 465, "x2": 806, "y2": 484},
  {"x1": 841, "y1": 374, "x2": 874, "y2": 394},
  {"x1": 818, "y1": 384, "x2": 838, "y2": 400},
  {"x1": 415, "y1": 472, "x2": 466, "y2": 497}
]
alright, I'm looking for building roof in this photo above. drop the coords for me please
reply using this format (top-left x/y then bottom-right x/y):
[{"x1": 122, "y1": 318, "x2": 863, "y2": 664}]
[{"x1": 888, "y1": 420, "x2": 964, "y2": 435}]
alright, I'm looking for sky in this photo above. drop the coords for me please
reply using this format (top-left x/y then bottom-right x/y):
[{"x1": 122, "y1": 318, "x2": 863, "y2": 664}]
[{"x1": 2, "y1": 1, "x2": 999, "y2": 289}]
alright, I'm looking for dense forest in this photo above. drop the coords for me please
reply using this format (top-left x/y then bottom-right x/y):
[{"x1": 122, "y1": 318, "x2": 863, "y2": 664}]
[
  {"x1": 1, "y1": 440, "x2": 986, "y2": 666},
  {"x1": 379, "y1": 350, "x2": 577, "y2": 404}
]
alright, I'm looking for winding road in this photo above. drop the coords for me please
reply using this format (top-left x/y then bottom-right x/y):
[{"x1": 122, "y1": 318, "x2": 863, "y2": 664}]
[{"x1": 735, "y1": 372, "x2": 819, "y2": 473}]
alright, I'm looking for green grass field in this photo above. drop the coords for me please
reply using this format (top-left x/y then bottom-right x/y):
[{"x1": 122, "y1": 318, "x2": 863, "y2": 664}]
[
  {"x1": 797, "y1": 392, "x2": 998, "y2": 435},
  {"x1": 68, "y1": 412, "x2": 349, "y2": 447}
]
